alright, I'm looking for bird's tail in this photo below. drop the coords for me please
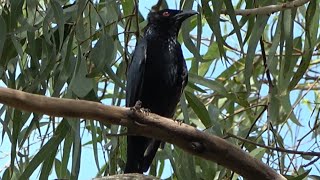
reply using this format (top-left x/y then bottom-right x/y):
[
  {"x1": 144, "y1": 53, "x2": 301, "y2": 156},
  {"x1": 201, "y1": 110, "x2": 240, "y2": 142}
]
[
  {"x1": 124, "y1": 136, "x2": 161, "y2": 173},
  {"x1": 141, "y1": 139, "x2": 161, "y2": 172}
]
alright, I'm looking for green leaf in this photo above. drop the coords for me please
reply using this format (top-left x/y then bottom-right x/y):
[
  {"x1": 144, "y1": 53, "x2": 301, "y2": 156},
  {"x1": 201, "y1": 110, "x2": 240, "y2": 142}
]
[
  {"x1": 70, "y1": 48, "x2": 94, "y2": 98},
  {"x1": 180, "y1": 93, "x2": 190, "y2": 124},
  {"x1": 244, "y1": 14, "x2": 269, "y2": 92},
  {"x1": 266, "y1": 12, "x2": 281, "y2": 76},
  {"x1": 112, "y1": 61, "x2": 126, "y2": 105},
  {"x1": 3, "y1": 165, "x2": 20, "y2": 180},
  {"x1": 9, "y1": 0, "x2": 23, "y2": 29},
  {"x1": 20, "y1": 120, "x2": 70, "y2": 179},
  {"x1": 11, "y1": 36, "x2": 24, "y2": 58},
  {"x1": 281, "y1": 10, "x2": 296, "y2": 90},
  {"x1": 281, "y1": 94, "x2": 302, "y2": 126},
  {"x1": 223, "y1": 0, "x2": 243, "y2": 51},
  {"x1": 25, "y1": 41, "x2": 57, "y2": 92},
  {"x1": 269, "y1": 86, "x2": 280, "y2": 124},
  {"x1": 288, "y1": 1, "x2": 319, "y2": 90},
  {"x1": 90, "y1": 120, "x2": 100, "y2": 170},
  {"x1": 90, "y1": 34, "x2": 115, "y2": 72},
  {"x1": 188, "y1": 73, "x2": 228, "y2": 96},
  {"x1": 249, "y1": 148, "x2": 266, "y2": 160},
  {"x1": 0, "y1": 15, "x2": 7, "y2": 60},
  {"x1": 59, "y1": 133, "x2": 72, "y2": 179},
  {"x1": 203, "y1": 42, "x2": 220, "y2": 61},
  {"x1": 187, "y1": 82, "x2": 207, "y2": 93},
  {"x1": 105, "y1": 65, "x2": 125, "y2": 89},
  {"x1": 11, "y1": 110, "x2": 22, "y2": 172},
  {"x1": 0, "y1": 105, "x2": 12, "y2": 142},
  {"x1": 69, "y1": 118, "x2": 81, "y2": 180},
  {"x1": 287, "y1": 168, "x2": 311, "y2": 180},
  {"x1": 301, "y1": 155, "x2": 313, "y2": 161},
  {"x1": 51, "y1": 0, "x2": 65, "y2": 50},
  {"x1": 202, "y1": 0, "x2": 227, "y2": 61},
  {"x1": 55, "y1": 158, "x2": 71, "y2": 179},
  {"x1": 39, "y1": 149, "x2": 56, "y2": 179},
  {"x1": 53, "y1": 30, "x2": 75, "y2": 97},
  {"x1": 207, "y1": 104, "x2": 223, "y2": 136},
  {"x1": 18, "y1": 116, "x2": 48, "y2": 148},
  {"x1": 171, "y1": 147, "x2": 197, "y2": 180},
  {"x1": 181, "y1": 16, "x2": 202, "y2": 74},
  {"x1": 185, "y1": 91, "x2": 211, "y2": 128}
]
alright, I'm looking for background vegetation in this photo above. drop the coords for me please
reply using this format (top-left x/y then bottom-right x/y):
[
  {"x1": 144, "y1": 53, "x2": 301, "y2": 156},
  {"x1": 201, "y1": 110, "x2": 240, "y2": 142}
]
[{"x1": 0, "y1": 0, "x2": 319, "y2": 179}]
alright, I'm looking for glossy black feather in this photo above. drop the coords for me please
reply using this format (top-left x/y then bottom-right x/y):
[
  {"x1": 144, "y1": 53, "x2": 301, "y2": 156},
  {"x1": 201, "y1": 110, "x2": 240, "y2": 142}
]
[{"x1": 125, "y1": 9, "x2": 197, "y2": 173}]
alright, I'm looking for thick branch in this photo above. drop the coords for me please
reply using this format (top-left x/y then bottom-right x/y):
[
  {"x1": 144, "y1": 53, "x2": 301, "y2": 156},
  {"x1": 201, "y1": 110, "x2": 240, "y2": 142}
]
[
  {"x1": 0, "y1": 87, "x2": 285, "y2": 180},
  {"x1": 94, "y1": 173, "x2": 158, "y2": 180}
]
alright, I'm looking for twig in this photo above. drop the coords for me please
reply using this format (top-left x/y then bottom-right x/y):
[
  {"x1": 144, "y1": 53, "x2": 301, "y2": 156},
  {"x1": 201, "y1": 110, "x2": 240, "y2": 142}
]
[
  {"x1": 227, "y1": 133, "x2": 320, "y2": 157},
  {"x1": 221, "y1": 0, "x2": 310, "y2": 16}
]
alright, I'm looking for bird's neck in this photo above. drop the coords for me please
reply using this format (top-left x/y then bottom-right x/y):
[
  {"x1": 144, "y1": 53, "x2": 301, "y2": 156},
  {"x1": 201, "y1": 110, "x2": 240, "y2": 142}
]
[{"x1": 144, "y1": 24, "x2": 178, "y2": 42}]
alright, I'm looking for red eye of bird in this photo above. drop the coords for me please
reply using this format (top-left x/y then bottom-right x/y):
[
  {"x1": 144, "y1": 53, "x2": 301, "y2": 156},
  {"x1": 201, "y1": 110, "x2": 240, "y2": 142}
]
[{"x1": 162, "y1": 11, "x2": 170, "y2": 17}]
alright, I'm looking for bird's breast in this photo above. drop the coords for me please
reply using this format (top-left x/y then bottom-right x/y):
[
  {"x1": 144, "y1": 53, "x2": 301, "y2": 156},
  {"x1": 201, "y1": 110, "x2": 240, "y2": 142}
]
[
  {"x1": 140, "y1": 40, "x2": 186, "y2": 117},
  {"x1": 145, "y1": 41, "x2": 183, "y2": 86}
]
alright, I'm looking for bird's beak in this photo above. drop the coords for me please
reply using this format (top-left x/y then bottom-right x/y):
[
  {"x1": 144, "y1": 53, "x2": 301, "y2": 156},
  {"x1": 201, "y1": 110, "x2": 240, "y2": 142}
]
[{"x1": 175, "y1": 10, "x2": 198, "y2": 21}]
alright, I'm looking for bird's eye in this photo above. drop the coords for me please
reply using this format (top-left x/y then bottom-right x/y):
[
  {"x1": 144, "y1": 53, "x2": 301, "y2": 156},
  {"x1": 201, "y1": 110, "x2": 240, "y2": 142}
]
[{"x1": 162, "y1": 11, "x2": 170, "y2": 17}]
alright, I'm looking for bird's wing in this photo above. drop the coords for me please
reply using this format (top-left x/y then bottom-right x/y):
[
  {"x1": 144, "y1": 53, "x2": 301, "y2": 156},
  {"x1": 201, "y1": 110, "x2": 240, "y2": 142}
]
[
  {"x1": 125, "y1": 39, "x2": 154, "y2": 173},
  {"x1": 126, "y1": 38, "x2": 147, "y2": 107}
]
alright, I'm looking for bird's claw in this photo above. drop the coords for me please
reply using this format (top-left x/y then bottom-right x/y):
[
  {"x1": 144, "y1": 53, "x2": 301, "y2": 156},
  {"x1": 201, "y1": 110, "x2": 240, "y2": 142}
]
[
  {"x1": 173, "y1": 118, "x2": 183, "y2": 125},
  {"x1": 141, "y1": 108, "x2": 151, "y2": 115},
  {"x1": 130, "y1": 100, "x2": 142, "y2": 111},
  {"x1": 134, "y1": 100, "x2": 142, "y2": 110},
  {"x1": 130, "y1": 100, "x2": 150, "y2": 115}
]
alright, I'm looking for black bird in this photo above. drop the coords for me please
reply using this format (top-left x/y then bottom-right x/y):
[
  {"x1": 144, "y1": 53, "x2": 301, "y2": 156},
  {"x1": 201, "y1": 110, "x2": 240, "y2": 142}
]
[{"x1": 125, "y1": 9, "x2": 197, "y2": 173}]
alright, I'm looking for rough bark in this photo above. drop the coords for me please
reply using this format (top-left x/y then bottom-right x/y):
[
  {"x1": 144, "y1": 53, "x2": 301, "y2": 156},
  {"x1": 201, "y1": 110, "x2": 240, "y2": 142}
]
[{"x1": 93, "y1": 173, "x2": 159, "y2": 180}]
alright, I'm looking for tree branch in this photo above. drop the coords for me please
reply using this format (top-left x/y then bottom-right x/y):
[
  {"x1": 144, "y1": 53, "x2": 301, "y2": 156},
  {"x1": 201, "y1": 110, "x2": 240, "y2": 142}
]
[
  {"x1": 0, "y1": 87, "x2": 285, "y2": 180},
  {"x1": 94, "y1": 173, "x2": 159, "y2": 180},
  {"x1": 227, "y1": 133, "x2": 320, "y2": 157},
  {"x1": 221, "y1": 0, "x2": 310, "y2": 16}
]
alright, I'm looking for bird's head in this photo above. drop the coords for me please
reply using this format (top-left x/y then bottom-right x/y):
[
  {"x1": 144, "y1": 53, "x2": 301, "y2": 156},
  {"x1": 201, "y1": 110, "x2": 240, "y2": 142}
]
[{"x1": 146, "y1": 9, "x2": 198, "y2": 37}]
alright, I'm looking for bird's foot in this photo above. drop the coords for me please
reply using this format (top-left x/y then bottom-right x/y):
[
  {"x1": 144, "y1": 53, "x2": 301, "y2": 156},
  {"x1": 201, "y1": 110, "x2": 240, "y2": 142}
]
[
  {"x1": 140, "y1": 108, "x2": 150, "y2": 115},
  {"x1": 130, "y1": 100, "x2": 142, "y2": 111},
  {"x1": 130, "y1": 100, "x2": 150, "y2": 115},
  {"x1": 173, "y1": 118, "x2": 183, "y2": 125}
]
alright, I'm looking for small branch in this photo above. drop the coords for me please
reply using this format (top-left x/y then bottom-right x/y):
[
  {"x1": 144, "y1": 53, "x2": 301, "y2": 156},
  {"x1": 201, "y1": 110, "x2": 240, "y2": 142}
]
[
  {"x1": 221, "y1": 0, "x2": 310, "y2": 16},
  {"x1": 104, "y1": 132, "x2": 128, "y2": 137},
  {"x1": 260, "y1": 38, "x2": 274, "y2": 88},
  {"x1": 284, "y1": 76, "x2": 320, "y2": 122},
  {"x1": 0, "y1": 87, "x2": 285, "y2": 180},
  {"x1": 302, "y1": 157, "x2": 320, "y2": 168},
  {"x1": 227, "y1": 133, "x2": 320, "y2": 157}
]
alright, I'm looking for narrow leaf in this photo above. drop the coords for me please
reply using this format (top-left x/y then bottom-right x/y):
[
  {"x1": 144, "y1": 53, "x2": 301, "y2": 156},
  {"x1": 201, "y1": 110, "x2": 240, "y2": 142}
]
[
  {"x1": 0, "y1": 15, "x2": 7, "y2": 60},
  {"x1": 185, "y1": 91, "x2": 211, "y2": 128},
  {"x1": 20, "y1": 120, "x2": 70, "y2": 179}
]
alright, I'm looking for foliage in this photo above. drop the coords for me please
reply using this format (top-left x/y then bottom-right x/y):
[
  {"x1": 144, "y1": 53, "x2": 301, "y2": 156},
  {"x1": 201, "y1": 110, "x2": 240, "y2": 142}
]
[{"x1": 0, "y1": 0, "x2": 319, "y2": 179}]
